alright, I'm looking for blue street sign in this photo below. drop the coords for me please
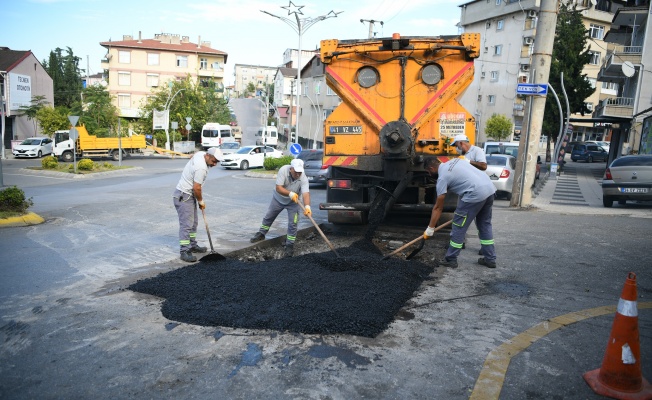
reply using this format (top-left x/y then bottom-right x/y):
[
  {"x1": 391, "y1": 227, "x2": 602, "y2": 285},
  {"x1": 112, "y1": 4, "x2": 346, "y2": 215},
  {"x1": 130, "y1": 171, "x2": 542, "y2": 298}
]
[
  {"x1": 516, "y1": 83, "x2": 548, "y2": 95},
  {"x1": 290, "y1": 143, "x2": 302, "y2": 155}
]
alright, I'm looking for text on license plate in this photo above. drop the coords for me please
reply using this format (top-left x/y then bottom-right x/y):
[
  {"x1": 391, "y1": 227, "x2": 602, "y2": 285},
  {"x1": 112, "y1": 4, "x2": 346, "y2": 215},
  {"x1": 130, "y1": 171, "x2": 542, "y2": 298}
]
[{"x1": 621, "y1": 188, "x2": 648, "y2": 193}]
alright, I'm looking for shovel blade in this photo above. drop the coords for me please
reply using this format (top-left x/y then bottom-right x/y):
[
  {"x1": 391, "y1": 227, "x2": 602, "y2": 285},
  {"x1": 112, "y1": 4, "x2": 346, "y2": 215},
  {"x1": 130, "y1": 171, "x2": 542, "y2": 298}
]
[
  {"x1": 406, "y1": 238, "x2": 425, "y2": 260},
  {"x1": 200, "y1": 252, "x2": 226, "y2": 262}
]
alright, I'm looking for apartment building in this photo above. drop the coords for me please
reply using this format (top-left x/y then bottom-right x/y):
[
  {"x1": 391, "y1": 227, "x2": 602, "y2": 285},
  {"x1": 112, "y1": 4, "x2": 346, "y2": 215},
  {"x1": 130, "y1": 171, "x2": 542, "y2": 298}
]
[
  {"x1": 596, "y1": 1, "x2": 652, "y2": 154},
  {"x1": 297, "y1": 55, "x2": 341, "y2": 149},
  {"x1": 0, "y1": 47, "x2": 53, "y2": 150},
  {"x1": 273, "y1": 67, "x2": 297, "y2": 135},
  {"x1": 458, "y1": 0, "x2": 618, "y2": 144},
  {"x1": 233, "y1": 64, "x2": 277, "y2": 98},
  {"x1": 100, "y1": 32, "x2": 227, "y2": 118}
]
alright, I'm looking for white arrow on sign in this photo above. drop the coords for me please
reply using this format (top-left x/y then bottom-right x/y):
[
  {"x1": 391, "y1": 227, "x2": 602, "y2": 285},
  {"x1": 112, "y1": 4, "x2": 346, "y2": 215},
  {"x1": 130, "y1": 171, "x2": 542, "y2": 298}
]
[{"x1": 516, "y1": 84, "x2": 548, "y2": 94}]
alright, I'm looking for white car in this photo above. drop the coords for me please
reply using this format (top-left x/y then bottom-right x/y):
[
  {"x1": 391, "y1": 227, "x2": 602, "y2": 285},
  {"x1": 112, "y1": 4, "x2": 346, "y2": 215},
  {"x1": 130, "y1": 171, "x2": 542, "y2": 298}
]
[
  {"x1": 216, "y1": 142, "x2": 241, "y2": 155},
  {"x1": 12, "y1": 137, "x2": 53, "y2": 158},
  {"x1": 221, "y1": 145, "x2": 283, "y2": 170},
  {"x1": 484, "y1": 154, "x2": 516, "y2": 201}
]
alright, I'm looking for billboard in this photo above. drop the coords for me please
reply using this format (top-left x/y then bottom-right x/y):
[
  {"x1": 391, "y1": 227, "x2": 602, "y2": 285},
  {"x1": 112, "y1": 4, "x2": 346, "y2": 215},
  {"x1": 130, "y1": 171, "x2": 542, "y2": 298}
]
[{"x1": 9, "y1": 73, "x2": 32, "y2": 111}]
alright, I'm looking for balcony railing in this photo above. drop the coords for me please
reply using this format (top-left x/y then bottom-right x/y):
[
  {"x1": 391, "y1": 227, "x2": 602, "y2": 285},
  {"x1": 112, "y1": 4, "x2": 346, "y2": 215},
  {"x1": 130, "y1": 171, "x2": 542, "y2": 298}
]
[{"x1": 594, "y1": 97, "x2": 634, "y2": 118}]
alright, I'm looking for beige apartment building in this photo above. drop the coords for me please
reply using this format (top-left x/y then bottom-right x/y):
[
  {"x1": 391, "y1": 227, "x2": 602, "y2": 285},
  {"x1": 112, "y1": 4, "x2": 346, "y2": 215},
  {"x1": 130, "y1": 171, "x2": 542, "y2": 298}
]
[
  {"x1": 233, "y1": 64, "x2": 277, "y2": 98},
  {"x1": 458, "y1": 0, "x2": 619, "y2": 145},
  {"x1": 100, "y1": 32, "x2": 228, "y2": 118}
]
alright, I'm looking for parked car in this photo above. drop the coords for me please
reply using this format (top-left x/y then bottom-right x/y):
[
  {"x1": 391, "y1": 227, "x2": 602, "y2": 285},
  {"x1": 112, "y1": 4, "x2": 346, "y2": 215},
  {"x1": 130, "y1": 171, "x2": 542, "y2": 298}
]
[
  {"x1": 220, "y1": 145, "x2": 283, "y2": 170},
  {"x1": 484, "y1": 141, "x2": 519, "y2": 158},
  {"x1": 12, "y1": 137, "x2": 53, "y2": 158},
  {"x1": 484, "y1": 155, "x2": 516, "y2": 200},
  {"x1": 297, "y1": 149, "x2": 329, "y2": 185},
  {"x1": 602, "y1": 155, "x2": 652, "y2": 207},
  {"x1": 216, "y1": 142, "x2": 240, "y2": 155},
  {"x1": 570, "y1": 143, "x2": 609, "y2": 163},
  {"x1": 586, "y1": 140, "x2": 610, "y2": 153}
]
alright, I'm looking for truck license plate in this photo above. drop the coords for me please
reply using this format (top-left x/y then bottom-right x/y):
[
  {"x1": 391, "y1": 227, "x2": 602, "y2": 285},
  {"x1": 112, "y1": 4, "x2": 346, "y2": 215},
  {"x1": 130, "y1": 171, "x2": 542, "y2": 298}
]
[{"x1": 329, "y1": 125, "x2": 362, "y2": 134}]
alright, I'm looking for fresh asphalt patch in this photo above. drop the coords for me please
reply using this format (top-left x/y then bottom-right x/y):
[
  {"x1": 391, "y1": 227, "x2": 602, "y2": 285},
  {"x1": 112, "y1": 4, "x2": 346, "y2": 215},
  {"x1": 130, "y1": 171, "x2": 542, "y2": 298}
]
[{"x1": 128, "y1": 240, "x2": 434, "y2": 338}]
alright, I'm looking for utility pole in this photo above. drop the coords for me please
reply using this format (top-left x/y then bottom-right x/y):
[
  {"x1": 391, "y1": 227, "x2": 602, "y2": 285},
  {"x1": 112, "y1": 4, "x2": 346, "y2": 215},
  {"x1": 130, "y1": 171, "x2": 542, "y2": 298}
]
[
  {"x1": 290, "y1": 79, "x2": 296, "y2": 144},
  {"x1": 360, "y1": 19, "x2": 383, "y2": 38},
  {"x1": 510, "y1": 0, "x2": 558, "y2": 207}
]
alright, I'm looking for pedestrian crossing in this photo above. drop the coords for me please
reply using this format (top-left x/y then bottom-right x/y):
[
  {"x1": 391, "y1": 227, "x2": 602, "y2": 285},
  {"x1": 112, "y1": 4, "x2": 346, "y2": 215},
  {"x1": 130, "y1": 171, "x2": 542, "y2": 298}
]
[{"x1": 551, "y1": 166, "x2": 588, "y2": 206}]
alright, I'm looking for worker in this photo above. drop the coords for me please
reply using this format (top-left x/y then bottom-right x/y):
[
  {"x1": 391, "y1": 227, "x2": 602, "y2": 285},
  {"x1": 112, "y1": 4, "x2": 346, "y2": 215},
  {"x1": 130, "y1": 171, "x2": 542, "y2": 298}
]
[
  {"x1": 451, "y1": 134, "x2": 487, "y2": 171},
  {"x1": 250, "y1": 158, "x2": 311, "y2": 258},
  {"x1": 173, "y1": 147, "x2": 219, "y2": 263},
  {"x1": 422, "y1": 156, "x2": 497, "y2": 269}
]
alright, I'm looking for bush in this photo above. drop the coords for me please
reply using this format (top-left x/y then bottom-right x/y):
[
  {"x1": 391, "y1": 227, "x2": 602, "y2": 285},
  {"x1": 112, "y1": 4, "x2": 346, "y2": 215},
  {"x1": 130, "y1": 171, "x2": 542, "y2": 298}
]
[
  {"x1": 264, "y1": 155, "x2": 293, "y2": 170},
  {"x1": 0, "y1": 186, "x2": 33, "y2": 213},
  {"x1": 77, "y1": 158, "x2": 95, "y2": 171},
  {"x1": 41, "y1": 155, "x2": 59, "y2": 169},
  {"x1": 102, "y1": 162, "x2": 115, "y2": 169}
]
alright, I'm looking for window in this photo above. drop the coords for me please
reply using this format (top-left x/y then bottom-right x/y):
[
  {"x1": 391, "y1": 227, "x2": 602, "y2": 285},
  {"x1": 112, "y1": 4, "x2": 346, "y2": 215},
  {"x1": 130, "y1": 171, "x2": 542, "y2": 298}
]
[
  {"x1": 302, "y1": 82, "x2": 307, "y2": 96},
  {"x1": 481, "y1": 71, "x2": 486, "y2": 78},
  {"x1": 176, "y1": 55, "x2": 188, "y2": 68},
  {"x1": 484, "y1": 46, "x2": 489, "y2": 53},
  {"x1": 486, "y1": 22, "x2": 491, "y2": 29},
  {"x1": 327, "y1": 86, "x2": 335, "y2": 96},
  {"x1": 589, "y1": 24, "x2": 605, "y2": 40},
  {"x1": 588, "y1": 78, "x2": 597, "y2": 88},
  {"x1": 588, "y1": 51, "x2": 600, "y2": 65},
  {"x1": 118, "y1": 72, "x2": 131, "y2": 86},
  {"x1": 488, "y1": 95, "x2": 496, "y2": 104},
  {"x1": 602, "y1": 81, "x2": 619, "y2": 92},
  {"x1": 147, "y1": 53, "x2": 159, "y2": 66},
  {"x1": 497, "y1": 19, "x2": 504, "y2": 30},
  {"x1": 490, "y1": 71, "x2": 499, "y2": 81},
  {"x1": 314, "y1": 81, "x2": 321, "y2": 95},
  {"x1": 200, "y1": 58, "x2": 208, "y2": 70},
  {"x1": 119, "y1": 51, "x2": 130, "y2": 64},
  {"x1": 146, "y1": 74, "x2": 159, "y2": 87},
  {"x1": 118, "y1": 94, "x2": 131, "y2": 108},
  {"x1": 494, "y1": 45, "x2": 503, "y2": 55},
  {"x1": 477, "y1": 95, "x2": 482, "y2": 102}
]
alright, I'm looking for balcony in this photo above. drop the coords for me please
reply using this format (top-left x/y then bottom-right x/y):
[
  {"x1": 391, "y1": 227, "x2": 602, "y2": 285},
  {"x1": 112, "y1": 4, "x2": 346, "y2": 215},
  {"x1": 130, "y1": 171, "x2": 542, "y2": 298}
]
[
  {"x1": 593, "y1": 97, "x2": 634, "y2": 118},
  {"x1": 597, "y1": 46, "x2": 641, "y2": 82}
]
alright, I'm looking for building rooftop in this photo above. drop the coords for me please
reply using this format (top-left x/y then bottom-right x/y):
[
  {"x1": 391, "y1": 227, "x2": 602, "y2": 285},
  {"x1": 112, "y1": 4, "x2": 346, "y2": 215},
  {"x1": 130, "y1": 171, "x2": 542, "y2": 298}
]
[
  {"x1": 0, "y1": 47, "x2": 31, "y2": 72},
  {"x1": 100, "y1": 35, "x2": 228, "y2": 62}
]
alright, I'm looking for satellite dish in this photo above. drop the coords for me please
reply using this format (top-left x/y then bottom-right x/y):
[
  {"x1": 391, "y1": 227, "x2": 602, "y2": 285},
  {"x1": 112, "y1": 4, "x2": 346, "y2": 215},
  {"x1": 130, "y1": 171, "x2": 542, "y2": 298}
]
[{"x1": 622, "y1": 61, "x2": 636, "y2": 78}]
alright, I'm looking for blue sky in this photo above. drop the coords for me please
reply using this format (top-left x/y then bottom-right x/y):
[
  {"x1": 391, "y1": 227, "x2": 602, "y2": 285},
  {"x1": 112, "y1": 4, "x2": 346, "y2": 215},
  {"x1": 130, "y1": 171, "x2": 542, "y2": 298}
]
[{"x1": 4, "y1": 0, "x2": 463, "y2": 86}]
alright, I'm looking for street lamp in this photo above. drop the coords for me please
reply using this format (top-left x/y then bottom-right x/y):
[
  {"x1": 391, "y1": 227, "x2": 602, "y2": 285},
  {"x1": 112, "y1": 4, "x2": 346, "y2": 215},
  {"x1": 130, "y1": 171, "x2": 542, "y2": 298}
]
[
  {"x1": 164, "y1": 88, "x2": 186, "y2": 150},
  {"x1": 261, "y1": 1, "x2": 342, "y2": 145}
]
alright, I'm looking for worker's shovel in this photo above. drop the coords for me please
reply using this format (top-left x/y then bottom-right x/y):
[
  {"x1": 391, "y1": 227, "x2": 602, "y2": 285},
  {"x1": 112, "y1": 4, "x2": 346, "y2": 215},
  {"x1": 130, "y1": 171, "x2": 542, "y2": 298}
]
[
  {"x1": 199, "y1": 208, "x2": 226, "y2": 262},
  {"x1": 297, "y1": 201, "x2": 340, "y2": 258},
  {"x1": 382, "y1": 220, "x2": 452, "y2": 261}
]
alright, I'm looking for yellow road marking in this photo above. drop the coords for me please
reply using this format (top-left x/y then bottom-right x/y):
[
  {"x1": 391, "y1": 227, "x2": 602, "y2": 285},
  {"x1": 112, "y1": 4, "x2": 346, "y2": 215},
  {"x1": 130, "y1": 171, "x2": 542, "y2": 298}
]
[{"x1": 470, "y1": 301, "x2": 652, "y2": 400}]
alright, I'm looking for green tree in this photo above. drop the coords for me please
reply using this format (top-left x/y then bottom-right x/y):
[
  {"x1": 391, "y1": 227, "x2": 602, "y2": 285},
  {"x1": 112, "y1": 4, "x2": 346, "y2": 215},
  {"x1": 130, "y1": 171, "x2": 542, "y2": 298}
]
[
  {"x1": 136, "y1": 75, "x2": 229, "y2": 145},
  {"x1": 71, "y1": 84, "x2": 119, "y2": 137},
  {"x1": 485, "y1": 113, "x2": 513, "y2": 141},
  {"x1": 244, "y1": 82, "x2": 256, "y2": 98},
  {"x1": 17, "y1": 95, "x2": 49, "y2": 136},
  {"x1": 542, "y1": 1, "x2": 595, "y2": 142},
  {"x1": 43, "y1": 47, "x2": 83, "y2": 108},
  {"x1": 35, "y1": 106, "x2": 70, "y2": 136}
]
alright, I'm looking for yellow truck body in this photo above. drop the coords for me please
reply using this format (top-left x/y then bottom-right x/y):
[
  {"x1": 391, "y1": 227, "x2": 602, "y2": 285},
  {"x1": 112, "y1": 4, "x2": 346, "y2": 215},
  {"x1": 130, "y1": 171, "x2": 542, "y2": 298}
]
[{"x1": 54, "y1": 125, "x2": 147, "y2": 162}]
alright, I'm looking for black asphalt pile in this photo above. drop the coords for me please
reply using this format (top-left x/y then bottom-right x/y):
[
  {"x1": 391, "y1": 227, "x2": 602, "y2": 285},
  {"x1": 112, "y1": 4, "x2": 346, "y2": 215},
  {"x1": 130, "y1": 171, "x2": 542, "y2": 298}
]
[{"x1": 128, "y1": 242, "x2": 434, "y2": 337}]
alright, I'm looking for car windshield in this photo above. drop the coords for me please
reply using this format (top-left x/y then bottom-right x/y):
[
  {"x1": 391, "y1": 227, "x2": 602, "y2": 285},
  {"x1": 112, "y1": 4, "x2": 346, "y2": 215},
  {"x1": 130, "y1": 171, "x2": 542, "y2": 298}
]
[
  {"x1": 611, "y1": 156, "x2": 652, "y2": 167},
  {"x1": 21, "y1": 139, "x2": 42, "y2": 145},
  {"x1": 221, "y1": 143, "x2": 239, "y2": 149},
  {"x1": 486, "y1": 156, "x2": 508, "y2": 166},
  {"x1": 298, "y1": 151, "x2": 323, "y2": 161},
  {"x1": 486, "y1": 145, "x2": 518, "y2": 157},
  {"x1": 236, "y1": 147, "x2": 255, "y2": 154}
]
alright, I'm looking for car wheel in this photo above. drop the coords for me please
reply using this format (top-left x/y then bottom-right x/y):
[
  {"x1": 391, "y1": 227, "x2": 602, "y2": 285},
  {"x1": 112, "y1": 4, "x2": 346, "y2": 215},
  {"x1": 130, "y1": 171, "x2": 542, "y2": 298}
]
[
  {"x1": 587, "y1": 156, "x2": 593, "y2": 163},
  {"x1": 61, "y1": 151, "x2": 73, "y2": 162},
  {"x1": 603, "y1": 196, "x2": 613, "y2": 208},
  {"x1": 240, "y1": 160, "x2": 249, "y2": 170},
  {"x1": 505, "y1": 192, "x2": 512, "y2": 201},
  {"x1": 37, "y1": 150, "x2": 42, "y2": 158}
]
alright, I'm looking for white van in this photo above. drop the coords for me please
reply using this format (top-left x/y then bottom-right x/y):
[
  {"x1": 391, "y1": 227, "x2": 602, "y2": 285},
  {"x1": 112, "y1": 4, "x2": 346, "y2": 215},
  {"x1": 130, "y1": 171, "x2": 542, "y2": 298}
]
[
  {"x1": 201, "y1": 123, "x2": 235, "y2": 150},
  {"x1": 255, "y1": 126, "x2": 279, "y2": 146},
  {"x1": 484, "y1": 141, "x2": 519, "y2": 158}
]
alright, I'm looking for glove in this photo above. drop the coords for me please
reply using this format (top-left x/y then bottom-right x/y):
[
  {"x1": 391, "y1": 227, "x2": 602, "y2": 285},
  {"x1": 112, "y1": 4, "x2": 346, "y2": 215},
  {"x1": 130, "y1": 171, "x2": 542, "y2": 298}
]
[
  {"x1": 303, "y1": 205, "x2": 312, "y2": 217},
  {"x1": 423, "y1": 226, "x2": 435, "y2": 239},
  {"x1": 289, "y1": 191, "x2": 299, "y2": 203},
  {"x1": 198, "y1": 200, "x2": 206, "y2": 210}
]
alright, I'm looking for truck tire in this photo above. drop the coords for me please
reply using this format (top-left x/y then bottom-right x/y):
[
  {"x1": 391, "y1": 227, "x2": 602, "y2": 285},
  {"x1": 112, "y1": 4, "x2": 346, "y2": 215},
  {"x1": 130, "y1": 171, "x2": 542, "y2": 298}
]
[
  {"x1": 111, "y1": 150, "x2": 122, "y2": 161},
  {"x1": 61, "y1": 151, "x2": 73, "y2": 162}
]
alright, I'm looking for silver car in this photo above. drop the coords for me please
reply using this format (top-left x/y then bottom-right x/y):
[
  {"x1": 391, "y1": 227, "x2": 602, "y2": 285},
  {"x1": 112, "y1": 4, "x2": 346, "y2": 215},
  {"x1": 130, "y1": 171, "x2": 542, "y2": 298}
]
[
  {"x1": 602, "y1": 155, "x2": 652, "y2": 207},
  {"x1": 12, "y1": 137, "x2": 53, "y2": 158},
  {"x1": 484, "y1": 155, "x2": 516, "y2": 200}
]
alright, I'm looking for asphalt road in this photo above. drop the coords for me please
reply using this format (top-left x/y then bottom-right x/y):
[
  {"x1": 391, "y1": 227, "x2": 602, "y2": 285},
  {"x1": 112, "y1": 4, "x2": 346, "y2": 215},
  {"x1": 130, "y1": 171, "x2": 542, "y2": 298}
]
[{"x1": 1, "y1": 156, "x2": 651, "y2": 399}]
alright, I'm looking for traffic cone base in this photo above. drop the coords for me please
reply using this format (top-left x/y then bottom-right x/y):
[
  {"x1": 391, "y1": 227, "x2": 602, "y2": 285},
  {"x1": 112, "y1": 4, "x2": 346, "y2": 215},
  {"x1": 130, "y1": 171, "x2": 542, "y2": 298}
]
[{"x1": 584, "y1": 368, "x2": 652, "y2": 400}]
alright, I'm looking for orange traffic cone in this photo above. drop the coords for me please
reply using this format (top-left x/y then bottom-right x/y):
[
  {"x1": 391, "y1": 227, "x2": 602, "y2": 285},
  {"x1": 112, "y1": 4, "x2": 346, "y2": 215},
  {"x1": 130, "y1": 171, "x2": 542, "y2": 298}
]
[{"x1": 583, "y1": 272, "x2": 652, "y2": 400}]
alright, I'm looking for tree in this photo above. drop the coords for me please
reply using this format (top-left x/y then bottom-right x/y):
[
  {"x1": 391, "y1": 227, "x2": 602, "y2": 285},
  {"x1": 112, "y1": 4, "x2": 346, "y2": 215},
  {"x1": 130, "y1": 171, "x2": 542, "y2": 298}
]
[
  {"x1": 244, "y1": 82, "x2": 256, "y2": 98},
  {"x1": 17, "y1": 95, "x2": 49, "y2": 136},
  {"x1": 136, "y1": 75, "x2": 230, "y2": 145},
  {"x1": 542, "y1": 1, "x2": 595, "y2": 143},
  {"x1": 72, "y1": 84, "x2": 119, "y2": 137},
  {"x1": 43, "y1": 47, "x2": 83, "y2": 108},
  {"x1": 35, "y1": 106, "x2": 70, "y2": 136},
  {"x1": 485, "y1": 113, "x2": 513, "y2": 141}
]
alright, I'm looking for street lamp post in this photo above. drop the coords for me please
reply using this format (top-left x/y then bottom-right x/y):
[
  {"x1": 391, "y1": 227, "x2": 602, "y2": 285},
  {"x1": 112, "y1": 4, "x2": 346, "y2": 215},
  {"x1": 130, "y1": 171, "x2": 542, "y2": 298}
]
[
  {"x1": 261, "y1": 1, "x2": 341, "y2": 145},
  {"x1": 164, "y1": 88, "x2": 186, "y2": 150}
]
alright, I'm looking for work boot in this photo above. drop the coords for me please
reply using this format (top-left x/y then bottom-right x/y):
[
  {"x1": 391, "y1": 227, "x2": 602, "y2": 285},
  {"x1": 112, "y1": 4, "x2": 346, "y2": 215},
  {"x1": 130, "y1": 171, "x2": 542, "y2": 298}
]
[
  {"x1": 283, "y1": 243, "x2": 294, "y2": 258},
  {"x1": 190, "y1": 245, "x2": 207, "y2": 253},
  {"x1": 180, "y1": 251, "x2": 197, "y2": 263},
  {"x1": 250, "y1": 232, "x2": 265, "y2": 243},
  {"x1": 437, "y1": 258, "x2": 458, "y2": 268},
  {"x1": 478, "y1": 257, "x2": 497, "y2": 269}
]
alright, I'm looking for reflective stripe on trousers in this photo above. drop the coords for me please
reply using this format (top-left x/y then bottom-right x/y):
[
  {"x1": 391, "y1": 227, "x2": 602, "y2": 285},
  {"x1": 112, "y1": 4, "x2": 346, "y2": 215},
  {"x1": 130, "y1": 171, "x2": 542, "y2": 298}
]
[
  {"x1": 258, "y1": 197, "x2": 300, "y2": 245},
  {"x1": 445, "y1": 194, "x2": 496, "y2": 261},
  {"x1": 174, "y1": 189, "x2": 199, "y2": 252}
]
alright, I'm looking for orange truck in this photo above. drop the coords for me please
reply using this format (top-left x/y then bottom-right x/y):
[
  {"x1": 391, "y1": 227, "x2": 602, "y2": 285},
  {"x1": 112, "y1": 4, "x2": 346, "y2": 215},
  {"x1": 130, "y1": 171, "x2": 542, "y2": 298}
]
[{"x1": 319, "y1": 33, "x2": 480, "y2": 224}]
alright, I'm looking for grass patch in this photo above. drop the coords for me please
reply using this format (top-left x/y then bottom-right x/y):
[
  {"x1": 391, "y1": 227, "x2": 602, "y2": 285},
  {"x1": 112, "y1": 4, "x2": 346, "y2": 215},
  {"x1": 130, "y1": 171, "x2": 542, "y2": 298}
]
[
  {"x1": 27, "y1": 163, "x2": 133, "y2": 175},
  {"x1": 0, "y1": 210, "x2": 24, "y2": 219}
]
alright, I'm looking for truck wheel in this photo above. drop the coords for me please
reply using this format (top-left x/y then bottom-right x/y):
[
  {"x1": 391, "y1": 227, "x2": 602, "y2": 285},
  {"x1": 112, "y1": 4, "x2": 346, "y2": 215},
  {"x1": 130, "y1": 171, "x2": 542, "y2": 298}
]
[
  {"x1": 111, "y1": 150, "x2": 122, "y2": 161},
  {"x1": 61, "y1": 151, "x2": 73, "y2": 162}
]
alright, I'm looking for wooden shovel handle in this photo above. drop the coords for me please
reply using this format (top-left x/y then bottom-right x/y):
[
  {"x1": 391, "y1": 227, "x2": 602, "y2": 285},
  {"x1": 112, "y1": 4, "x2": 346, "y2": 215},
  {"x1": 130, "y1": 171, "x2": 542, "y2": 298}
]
[
  {"x1": 297, "y1": 201, "x2": 340, "y2": 257},
  {"x1": 383, "y1": 220, "x2": 453, "y2": 259}
]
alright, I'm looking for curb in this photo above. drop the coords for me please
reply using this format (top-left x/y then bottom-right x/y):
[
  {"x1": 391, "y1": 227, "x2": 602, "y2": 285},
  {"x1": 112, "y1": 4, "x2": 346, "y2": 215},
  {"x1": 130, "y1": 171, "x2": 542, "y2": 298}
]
[
  {"x1": 244, "y1": 171, "x2": 277, "y2": 179},
  {"x1": 19, "y1": 166, "x2": 144, "y2": 179},
  {"x1": 0, "y1": 212, "x2": 45, "y2": 228}
]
